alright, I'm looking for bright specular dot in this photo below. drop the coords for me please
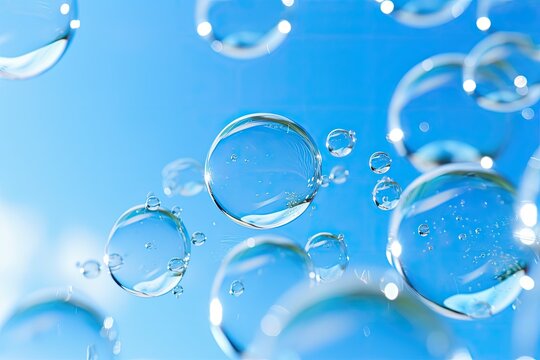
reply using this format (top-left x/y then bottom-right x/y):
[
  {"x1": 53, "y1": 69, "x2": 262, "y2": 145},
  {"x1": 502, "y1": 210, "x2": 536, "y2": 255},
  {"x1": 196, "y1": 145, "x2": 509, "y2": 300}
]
[
  {"x1": 278, "y1": 20, "x2": 292, "y2": 34},
  {"x1": 516, "y1": 227, "x2": 536, "y2": 246},
  {"x1": 514, "y1": 75, "x2": 528, "y2": 88},
  {"x1": 520, "y1": 203, "x2": 538, "y2": 227},
  {"x1": 60, "y1": 3, "x2": 70, "y2": 15},
  {"x1": 387, "y1": 128, "x2": 404, "y2": 143},
  {"x1": 197, "y1": 21, "x2": 212, "y2": 37},
  {"x1": 69, "y1": 19, "x2": 80, "y2": 29},
  {"x1": 522, "y1": 108, "x2": 535, "y2": 120},
  {"x1": 463, "y1": 79, "x2": 477, "y2": 92},
  {"x1": 390, "y1": 241, "x2": 402, "y2": 258},
  {"x1": 480, "y1": 156, "x2": 493, "y2": 169},
  {"x1": 476, "y1": 17, "x2": 491, "y2": 31},
  {"x1": 520, "y1": 275, "x2": 535, "y2": 291},
  {"x1": 384, "y1": 282, "x2": 399, "y2": 300},
  {"x1": 380, "y1": 0, "x2": 395, "y2": 15},
  {"x1": 282, "y1": 0, "x2": 294, "y2": 7}
]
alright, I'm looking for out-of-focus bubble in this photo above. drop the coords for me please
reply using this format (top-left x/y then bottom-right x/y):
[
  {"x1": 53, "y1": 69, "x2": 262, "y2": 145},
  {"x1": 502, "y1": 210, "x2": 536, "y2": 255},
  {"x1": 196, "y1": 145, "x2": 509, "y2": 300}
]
[
  {"x1": 162, "y1": 158, "x2": 205, "y2": 197},
  {"x1": 0, "y1": 0, "x2": 78, "y2": 80},
  {"x1": 369, "y1": 151, "x2": 392, "y2": 174},
  {"x1": 375, "y1": 0, "x2": 472, "y2": 28},
  {"x1": 515, "y1": 147, "x2": 540, "y2": 246},
  {"x1": 209, "y1": 235, "x2": 315, "y2": 358},
  {"x1": 372, "y1": 176, "x2": 402, "y2": 210},
  {"x1": 105, "y1": 194, "x2": 191, "y2": 297},
  {"x1": 305, "y1": 232, "x2": 349, "y2": 282},
  {"x1": 78, "y1": 260, "x2": 101, "y2": 279},
  {"x1": 388, "y1": 54, "x2": 513, "y2": 172},
  {"x1": 0, "y1": 289, "x2": 118, "y2": 359},
  {"x1": 205, "y1": 113, "x2": 322, "y2": 229},
  {"x1": 476, "y1": 0, "x2": 540, "y2": 34},
  {"x1": 247, "y1": 273, "x2": 460, "y2": 359},
  {"x1": 326, "y1": 129, "x2": 356, "y2": 158},
  {"x1": 512, "y1": 264, "x2": 540, "y2": 359},
  {"x1": 321, "y1": 175, "x2": 331, "y2": 188},
  {"x1": 463, "y1": 32, "x2": 540, "y2": 113},
  {"x1": 388, "y1": 164, "x2": 537, "y2": 319},
  {"x1": 329, "y1": 165, "x2": 349, "y2": 185},
  {"x1": 195, "y1": 0, "x2": 293, "y2": 59}
]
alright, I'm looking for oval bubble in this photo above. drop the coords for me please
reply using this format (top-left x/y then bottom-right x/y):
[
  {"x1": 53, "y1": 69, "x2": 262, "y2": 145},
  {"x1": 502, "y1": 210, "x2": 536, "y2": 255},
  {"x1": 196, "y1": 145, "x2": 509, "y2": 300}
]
[
  {"x1": 388, "y1": 164, "x2": 537, "y2": 319},
  {"x1": 0, "y1": 0, "x2": 78, "y2": 80},
  {"x1": 0, "y1": 288, "x2": 119, "y2": 359},
  {"x1": 205, "y1": 113, "x2": 322, "y2": 229},
  {"x1": 195, "y1": 0, "x2": 294, "y2": 59},
  {"x1": 105, "y1": 195, "x2": 191, "y2": 297},
  {"x1": 515, "y1": 146, "x2": 540, "y2": 246},
  {"x1": 209, "y1": 235, "x2": 315, "y2": 358},
  {"x1": 247, "y1": 272, "x2": 461, "y2": 359},
  {"x1": 376, "y1": 0, "x2": 471, "y2": 28},
  {"x1": 388, "y1": 53, "x2": 513, "y2": 172}
]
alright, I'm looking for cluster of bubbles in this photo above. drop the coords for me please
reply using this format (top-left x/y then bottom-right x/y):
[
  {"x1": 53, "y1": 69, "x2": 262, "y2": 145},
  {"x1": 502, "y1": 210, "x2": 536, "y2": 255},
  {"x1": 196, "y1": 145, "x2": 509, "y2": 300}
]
[{"x1": 369, "y1": 151, "x2": 402, "y2": 211}]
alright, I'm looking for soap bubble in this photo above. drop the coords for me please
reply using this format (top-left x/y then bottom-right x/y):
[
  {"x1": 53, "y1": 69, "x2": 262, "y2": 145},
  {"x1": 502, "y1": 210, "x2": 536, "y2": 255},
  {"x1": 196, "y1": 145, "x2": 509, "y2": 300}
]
[
  {"x1": 209, "y1": 235, "x2": 315, "y2": 358},
  {"x1": 463, "y1": 32, "x2": 540, "y2": 112},
  {"x1": 305, "y1": 232, "x2": 349, "y2": 282},
  {"x1": 326, "y1": 129, "x2": 356, "y2": 157},
  {"x1": 388, "y1": 54, "x2": 513, "y2": 172},
  {"x1": 0, "y1": 0, "x2": 78, "y2": 80},
  {"x1": 376, "y1": 0, "x2": 472, "y2": 28},
  {"x1": 78, "y1": 260, "x2": 101, "y2": 279},
  {"x1": 515, "y1": 146, "x2": 540, "y2": 246},
  {"x1": 372, "y1": 177, "x2": 402, "y2": 211},
  {"x1": 418, "y1": 224, "x2": 430, "y2": 237},
  {"x1": 369, "y1": 152, "x2": 392, "y2": 174},
  {"x1": 0, "y1": 289, "x2": 119, "y2": 359},
  {"x1": 162, "y1": 158, "x2": 205, "y2": 197},
  {"x1": 205, "y1": 113, "x2": 322, "y2": 229},
  {"x1": 191, "y1": 231, "x2": 207, "y2": 246},
  {"x1": 195, "y1": 0, "x2": 293, "y2": 59},
  {"x1": 105, "y1": 194, "x2": 191, "y2": 297},
  {"x1": 388, "y1": 164, "x2": 537, "y2": 319},
  {"x1": 329, "y1": 165, "x2": 349, "y2": 185},
  {"x1": 247, "y1": 273, "x2": 460, "y2": 359},
  {"x1": 172, "y1": 285, "x2": 184, "y2": 299}
]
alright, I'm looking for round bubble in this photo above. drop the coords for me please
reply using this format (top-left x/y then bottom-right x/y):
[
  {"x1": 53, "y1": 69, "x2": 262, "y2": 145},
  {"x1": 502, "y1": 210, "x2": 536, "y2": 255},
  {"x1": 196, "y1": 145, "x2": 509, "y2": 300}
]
[
  {"x1": 305, "y1": 232, "x2": 349, "y2": 282},
  {"x1": 326, "y1": 129, "x2": 356, "y2": 157},
  {"x1": 209, "y1": 235, "x2": 315, "y2": 358},
  {"x1": 515, "y1": 146, "x2": 540, "y2": 246},
  {"x1": 376, "y1": 0, "x2": 472, "y2": 28},
  {"x1": 463, "y1": 32, "x2": 540, "y2": 113},
  {"x1": 372, "y1": 177, "x2": 402, "y2": 210},
  {"x1": 247, "y1": 273, "x2": 460, "y2": 359},
  {"x1": 369, "y1": 151, "x2": 392, "y2": 174},
  {"x1": 194, "y1": 0, "x2": 294, "y2": 59},
  {"x1": 162, "y1": 158, "x2": 205, "y2": 197},
  {"x1": 205, "y1": 113, "x2": 322, "y2": 229},
  {"x1": 0, "y1": 289, "x2": 119, "y2": 359},
  {"x1": 105, "y1": 194, "x2": 191, "y2": 297},
  {"x1": 0, "y1": 0, "x2": 78, "y2": 80},
  {"x1": 78, "y1": 260, "x2": 101, "y2": 279},
  {"x1": 388, "y1": 164, "x2": 537, "y2": 319},
  {"x1": 191, "y1": 231, "x2": 207, "y2": 246}
]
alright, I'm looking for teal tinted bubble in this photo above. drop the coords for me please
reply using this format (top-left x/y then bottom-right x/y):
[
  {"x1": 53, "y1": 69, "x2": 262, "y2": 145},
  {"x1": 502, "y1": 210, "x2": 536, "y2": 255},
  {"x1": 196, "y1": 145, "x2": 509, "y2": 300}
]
[
  {"x1": 376, "y1": 0, "x2": 471, "y2": 28},
  {"x1": 388, "y1": 164, "x2": 537, "y2": 319},
  {"x1": 0, "y1": 0, "x2": 78, "y2": 80},
  {"x1": 372, "y1": 177, "x2": 402, "y2": 210},
  {"x1": 162, "y1": 158, "x2": 205, "y2": 197},
  {"x1": 210, "y1": 235, "x2": 315, "y2": 358},
  {"x1": 0, "y1": 289, "x2": 119, "y2": 359},
  {"x1": 105, "y1": 195, "x2": 191, "y2": 297},
  {"x1": 305, "y1": 232, "x2": 349, "y2": 282},
  {"x1": 369, "y1": 152, "x2": 392, "y2": 174},
  {"x1": 326, "y1": 129, "x2": 356, "y2": 158},
  {"x1": 205, "y1": 113, "x2": 322, "y2": 229}
]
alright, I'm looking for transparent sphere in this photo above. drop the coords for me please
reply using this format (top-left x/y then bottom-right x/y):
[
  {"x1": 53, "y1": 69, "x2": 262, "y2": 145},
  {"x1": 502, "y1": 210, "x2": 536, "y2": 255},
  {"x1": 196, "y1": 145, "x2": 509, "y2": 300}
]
[
  {"x1": 515, "y1": 146, "x2": 540, "y2": 246},
  {"x1": 162, "y1": 158, "x2": 205, "y2": 197},
  {"x1": 79, "y1": 260, "x2": 101, "y2": 279},
  {"x1": 463, "y1": 32, "x2": 540, "y2": 113},
  {"x1": 247, "y1": 274, "x2": 460, "y2": 359},
  {"x1": 372, "y1": 177, "x2": 402, "y2": 211},
  {"x1": 0, "y1": 289, "x2": 119, "y2": 359},
  {"x1": 388, "y1": 164, "x2": 537, "y2": 319},
  {"x1": 209, "y1": 235, "x2": 315, "y2": 358},
  {"x1": 305, "y1": 232, "x2": 349, "y2": 282},
  {"x1": 388, "y1": 54, "x2": 513, "y2": 172},
  {"x1": 369, "y1": 151, "x2": 392, "y2": 174},
  {"x1": 195, "y1": 0, "x2": 293, "y2": 59},
  {"x1": 205, "y1": 113, "x2": 322, "y2": 229},
  {"x1": 105, "y1": 195, "x2": 191, "y2": 297},
  {"x1": 0, "y1": 0, "x2": 78, "y2": 80},
  {"x1": 326, "y1": 129, "x2": 356, "y2": 158},
  {"x1": 376, "y1": 0, "x2": 472, "y2": 28}
]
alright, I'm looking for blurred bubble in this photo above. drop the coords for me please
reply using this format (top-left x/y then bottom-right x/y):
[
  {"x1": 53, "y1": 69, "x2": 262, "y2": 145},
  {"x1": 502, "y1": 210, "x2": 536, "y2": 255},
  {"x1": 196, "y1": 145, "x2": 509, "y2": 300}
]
[
  {"x1": 476, "y1": 0, "x2": 540, "y2": 34},
  {"x1": 329, "y1": 165, "x2": 349, "y2": 185},
  {"x1": 195, "y1": 0, "x2": 293, "y2": 59},
  {"x1": 369, "y1": 152, "x2": 392, "y2": 174},
  {"x1": 388, "y1": 54, "x2": 513, "y2": 172},
  {"x1": 209, "y1": 235, "x2": 315, "y2": 358},
  {"x1": 326, "y1": 129, "x2": 356, "y2": 158},
  {"x1": 191, "y1": 231, "x2": 207, "y2": 246},
  {"x1": 205, "y1": 113, "x2": 322, "y2": 229},
  {"x1": 162, "y1": 158, "x2": 205, "y2": 197},
  {"x1": 78, "y1": 260, "x2": 101, "y2": 279},
  {"x1": 321, "y1": 174, "x2": 331, "y2": 188},
  {"x1": 105, "y1": 194, "x2": 191, "y2": 297},
  {"x1": 0, "y1": 289, "x2": 118, "y2": 359},
  {"x1": 305, "y1": 232, "x2": 349, "y2": 282},
  {"x1": 515, "y1": 146, "x2": 540, "y2": 246},
  {"x1": 247, "y1": 273, "x2": 459, "y2": 359},
  {"x1": 0, "y1": 0, "x2": 78, "y2": 79},
  {"x1": 372, "y1": 177, "x2": 402, "y2": 210},
  {"x1": 375, "y1": 0, "x2": 472, "y2": 28},
  {"x1": 513, "y1": 264, "x2": 540, "y2": 358},
  {"x1": 463, "y1": 32, "x2": 540, "y2": 113},
  {"x1": 388, "y1": 164, "x2": 537, "y2": 319}
]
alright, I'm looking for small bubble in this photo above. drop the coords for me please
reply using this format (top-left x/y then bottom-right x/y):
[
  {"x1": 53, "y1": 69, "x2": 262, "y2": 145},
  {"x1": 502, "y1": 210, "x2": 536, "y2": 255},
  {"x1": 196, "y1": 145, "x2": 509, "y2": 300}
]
[
  {"x1": 372, "y1": 177, "x2": 402, "y2": 210},
  {"x1": 172, "y1": 285, "x2": 184, "y2": 298},
  {"x1": 145, "y1": 193, "x2": 160, "y2": 210},
  {"x1": 229, "y1": 280, "x2": 244, "y2": 296},
  {"x1": 106, "y1": 253, "x2": 123, "y2": 272},
  {"x1": 329, "y1": 165, "x2": 349, "y2": 185},
  {"x1": 418, "y1": 224, "x2": 430, "y2": 237},
  {"x1": 79, "y1": 260, "x2": 101, "y2": 279},
  {"x1": 321, "y1": 175, "x2": 331, "y2": 188},
  {"x1": 144, "y1": 242, "x2": 154, "y2": 249},
  {"x1": 419, "y1": 122, "x2": 430, "y2": 132},
  {"x1": 231, "y1": 154, "x2": 238, "y2": 162},
  {"x1": 369, "y1": 152, "x2": 392, "y2": 174},
  {"x1": 456, "y1": 215, "x2": 462, "y2": 221},
  {"x1": 167, "y1": 258, "x2": 188, "y2": 274},
  {"x1": 475, "y1": 228, "x2": 481, "y2": 235},
  {"x1": 326, "y1": 129, "x2": 356, "y2": 157},
  {"x1": 458, "y1": 233, "x2": 467, "y2": 241},
  {"x1": 191, "y1": 231, "x2": 207, "y2": 246},
  {"x1": 171, "y1": 206, "x2": 183, "y2": 217}
]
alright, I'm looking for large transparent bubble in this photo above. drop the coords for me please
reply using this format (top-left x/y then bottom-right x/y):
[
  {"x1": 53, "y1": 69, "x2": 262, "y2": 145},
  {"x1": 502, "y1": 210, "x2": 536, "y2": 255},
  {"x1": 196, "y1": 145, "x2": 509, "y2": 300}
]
[
  {"x1": 388, "y1": 164, "x2": 537, "y2": 319},
  {"x1": 195, "y1": 0, "x2": 293, "y2": 59},
  {"x1": 247, "y1": 273, "x2": 462, "y2": 359},
  {"x1": 515, "y1": 146, "x2": 540, "y2": 247},
  {"x1": 0, "y1": 289, "x2": 119, "y2": 359},
  {"x1": 105, "y1": 194, "x2": 191, "y2": 297},
  {"x1": 209, "y1": 235, "x2": 315, "y2": 358},
  {"x1": 388, "y1": 54, "x2": 513, "y2": 172},
  {"x1": 205, "y1": 113, "x2": 322, "y2": 229},
  {"x1": 463, "y1": 32, "x2": 540, "y2": 113},
  {"x1": 375, "y1": 0, "x2": 471, "y2": 28},
  {"x1": 0, "y1": 0, "x2": 78, "y2": 80}
]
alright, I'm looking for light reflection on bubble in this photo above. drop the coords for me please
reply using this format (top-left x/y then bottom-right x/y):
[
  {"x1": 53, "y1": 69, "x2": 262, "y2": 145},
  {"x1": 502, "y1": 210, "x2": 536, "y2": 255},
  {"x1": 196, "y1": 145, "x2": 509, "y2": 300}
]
[
  {"x1": 516, "y1": 147, "x2": 540, "y2": 246},
  {"x1": 476, "y1": 0, "x2": 540, "y2": 34}
]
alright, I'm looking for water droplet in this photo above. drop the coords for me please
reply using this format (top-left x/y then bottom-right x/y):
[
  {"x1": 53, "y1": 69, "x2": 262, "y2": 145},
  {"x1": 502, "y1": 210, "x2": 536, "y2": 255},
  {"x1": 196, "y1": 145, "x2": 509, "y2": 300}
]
[
  {"x1": 326, "y1": 129, "x2": 356, "y2": 157},
  {"x1": 191, "y1": 231, "x2": 207, "y2": 246},
  {"x1": 329, "y1": 165, "x2": 349, "y2": 185},
  {"x1": 229, "y1": 280, "x2": 245, "y2": 297},
  {"x1": 231, "y1": 153, "x2": 238, "y2": 162},
  {"x1": 369, "y1": 152, "x2": 392, "y2": 174},
  {"x1": 305, "y1": 232, "x2": 349, "y2": 282},
  {"x1": 418, "y1": 224, "x2": 430, "y2": 237},
  {"x1": 145, "y1": 193, "x2": 160, "y2": 210},
  {"x1": 458, "y1": 233, "x2": 467, "y2": 241},
  {"x1": 79, "y1": 260, "x2": 101, "y2": 279},
  {"x1": 162, "y1": 158, "x2": 205, "y2": 197},
  {"x1": 372, "y1": 177, "x2": 402, "y2": 210},
  {"x1": 172, "y1": 285, "x2": 184, "y2": 299}
]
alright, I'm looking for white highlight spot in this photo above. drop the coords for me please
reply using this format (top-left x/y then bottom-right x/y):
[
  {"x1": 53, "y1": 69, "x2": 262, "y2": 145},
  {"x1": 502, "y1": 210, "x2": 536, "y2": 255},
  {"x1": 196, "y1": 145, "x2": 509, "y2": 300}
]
[
  {"x1": 384, "y1": 282, "x2": 399, "y2": 300},
  {"x1": 520, "y1": 203, "x2": 538, "y2": 227},
  {"x1": 70, "y1": 19, "x2": 80, "y2": 29},
  {"x1": 282, "y1": 0, "x2": 294, "y2": 7},
  {"x1": 60, "y1": 3, "x2": 70, "y2": 15},
  {"x1": 388, "y1": 128, "x2": 404, "y2": 143},
  {"x1": 197, "y1": 22, "x2": 212, "y2": 37},
  {"x1": 380, "y1": 0, "x2": 395, "y2": 15},
  {"x1": 390, "y1": 241, "x2": 402, "y2": 258},
  {"x1": 514, "y1": 75, "x2": 528, "y2": 89},
  {"x1": 476, "y1": 17, "x2": 491, "y2": 31},
  {"x1": 480, "y1": 156, "x2": 493, "y2": 169},
  {"x1": 463, "y1": 79, "x2": 477, "y2": 93},
  {"x1": 520, "y1": 275, "x2": 535, "y2": 291},
  {"x1": 278, "y1": 20, "x2": 292, "y2": 34},
  {"x1": 210, "y1": 298, "x2": 223, "y2": 326}
]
